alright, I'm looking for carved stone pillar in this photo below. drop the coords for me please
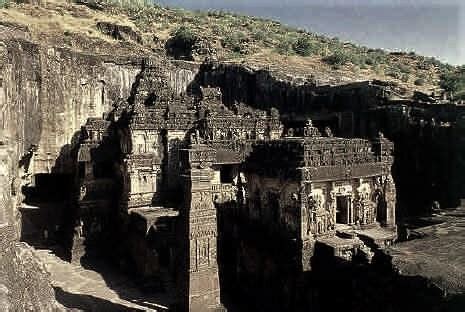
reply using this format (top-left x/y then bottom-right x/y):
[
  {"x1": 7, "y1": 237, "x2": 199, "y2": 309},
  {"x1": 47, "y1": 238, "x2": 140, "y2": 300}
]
[
  {"x1": 384, "y1": 175, "x2": 396, "y2": 228},
  {"x1": 178, "y1": 143, "x2": 224, "y2": 312}
]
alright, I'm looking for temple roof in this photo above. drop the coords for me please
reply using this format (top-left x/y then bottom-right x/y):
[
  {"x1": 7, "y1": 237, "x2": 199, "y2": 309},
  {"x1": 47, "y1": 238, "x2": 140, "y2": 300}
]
[{"x1": 246, "y1": 133, "x2": 394, "y2": 181}]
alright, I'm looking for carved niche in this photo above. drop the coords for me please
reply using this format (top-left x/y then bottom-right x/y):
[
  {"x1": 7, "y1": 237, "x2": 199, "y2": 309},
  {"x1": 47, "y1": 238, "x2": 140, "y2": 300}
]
[
  {"x1": 305, "y1": 186, "x2": 332, "y2": 236},
  {"x1": 355, "y1": 182, "x2": 371, "y2": 225}
]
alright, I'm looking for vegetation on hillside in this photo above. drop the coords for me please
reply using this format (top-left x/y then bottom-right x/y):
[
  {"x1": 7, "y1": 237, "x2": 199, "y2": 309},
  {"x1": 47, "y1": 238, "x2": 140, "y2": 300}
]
[
  {"x1": 0, "y1": 0, "x2": 10, "y2": 8},
  {"x1": 440, "y1": 67, "x2": 465, "y2": 100},
  {"x1": 94, "y1": 0, "x2": 461, "y2": 94},
  {"x1": 1, "y1": 0, "x2": 463, "y2": 97}
]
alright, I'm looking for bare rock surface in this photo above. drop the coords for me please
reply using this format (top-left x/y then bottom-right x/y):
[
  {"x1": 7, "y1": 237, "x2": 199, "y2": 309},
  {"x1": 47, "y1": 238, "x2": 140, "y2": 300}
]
[
  {"x1": 0, "y1": 227, "x2": 64, "y2": 311},
  {"x1": 35, "y1": 249, "x2": 171, "y2": 311},
  {"x1": 389, "y1": 206, "x2": 465, "y2": 294}
]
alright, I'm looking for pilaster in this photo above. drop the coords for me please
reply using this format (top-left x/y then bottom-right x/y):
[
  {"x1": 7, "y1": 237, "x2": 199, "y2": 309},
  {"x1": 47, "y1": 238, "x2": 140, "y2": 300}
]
[{"x1": 178, "y1": 143, "x2": 224, "y2": 312}]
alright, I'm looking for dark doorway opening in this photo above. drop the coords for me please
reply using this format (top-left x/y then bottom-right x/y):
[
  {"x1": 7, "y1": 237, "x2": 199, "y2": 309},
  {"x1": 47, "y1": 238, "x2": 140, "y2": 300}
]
[
  {"x1": 220, "y1": 165, "x2": 234, "y2": 183},
  {"x1": 336, "y1": 195, "x2": 352, "y2": 224}
]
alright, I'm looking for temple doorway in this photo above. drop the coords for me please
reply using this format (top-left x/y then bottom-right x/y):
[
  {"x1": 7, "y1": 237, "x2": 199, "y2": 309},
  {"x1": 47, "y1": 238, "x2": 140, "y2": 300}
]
[{"x1": 336, "y1": 195, "x2": 352, "y2": 224}]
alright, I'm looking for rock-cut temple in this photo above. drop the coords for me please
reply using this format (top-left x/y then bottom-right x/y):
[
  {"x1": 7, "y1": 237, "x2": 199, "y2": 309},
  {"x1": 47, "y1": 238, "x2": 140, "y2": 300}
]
[{"x1": 68, "y1": 60, "x2": 398, "y2": 310}]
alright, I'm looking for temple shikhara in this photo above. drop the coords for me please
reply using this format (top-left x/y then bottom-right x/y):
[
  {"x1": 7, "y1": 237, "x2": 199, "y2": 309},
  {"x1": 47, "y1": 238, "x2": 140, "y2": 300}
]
[{"x1": 70, "y1": 60, "x2": 397, "y2": 310}]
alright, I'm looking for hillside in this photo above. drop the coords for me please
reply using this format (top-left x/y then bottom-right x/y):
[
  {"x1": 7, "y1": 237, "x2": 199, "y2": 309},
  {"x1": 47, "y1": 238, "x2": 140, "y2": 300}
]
[{"x1": 0, "y1": 0, "x2": 464, "y2": 97}]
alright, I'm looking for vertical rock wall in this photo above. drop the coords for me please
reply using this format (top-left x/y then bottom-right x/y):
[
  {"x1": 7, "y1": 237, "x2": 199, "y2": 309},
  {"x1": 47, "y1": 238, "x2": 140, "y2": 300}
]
[{"x1": 1, "y1": 41, "x2": 142, "y2": 175}]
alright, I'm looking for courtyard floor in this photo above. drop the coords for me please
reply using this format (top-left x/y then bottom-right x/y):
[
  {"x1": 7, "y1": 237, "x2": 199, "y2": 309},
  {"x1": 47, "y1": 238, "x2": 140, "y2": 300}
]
[
  {"x1": 389, "y1": 205, "x2": 465, "y2": 294},
  {"x1": 35, "y1": 249, "x2": 171, "y2": 311}
]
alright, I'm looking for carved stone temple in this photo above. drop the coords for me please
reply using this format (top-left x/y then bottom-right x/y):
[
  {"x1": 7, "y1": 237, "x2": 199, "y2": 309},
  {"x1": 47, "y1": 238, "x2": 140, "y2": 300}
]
[
  {"x1": 246, "y1": 124, "x2": 396, "y2": 270},
  {"x1": 2, "y1": 4, "x2": 465, "y2": 308},
  {"x1": 63, "y1": 60, "x2": 398, "y2": 310}
]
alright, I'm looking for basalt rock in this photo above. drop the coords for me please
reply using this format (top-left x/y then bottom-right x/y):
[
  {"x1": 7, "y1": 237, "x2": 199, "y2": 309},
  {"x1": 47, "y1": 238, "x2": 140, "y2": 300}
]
[
  {"x1": 96, "y1": 22, "x2": 143, "y2": 45},
  {"x1": 0, "y1": 227, "x2": 64, "y2": 311}
]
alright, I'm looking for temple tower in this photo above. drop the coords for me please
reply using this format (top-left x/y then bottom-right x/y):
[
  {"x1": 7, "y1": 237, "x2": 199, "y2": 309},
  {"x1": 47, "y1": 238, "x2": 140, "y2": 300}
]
[{"x1": 178, "y1": 142, "x2": 223, "y2": 311}]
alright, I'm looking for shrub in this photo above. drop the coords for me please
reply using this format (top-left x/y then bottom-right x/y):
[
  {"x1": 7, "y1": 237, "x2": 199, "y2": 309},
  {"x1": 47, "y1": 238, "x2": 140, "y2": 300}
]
[
  {"x1": 385, "y1": 68, "x2": 402, "y2": 80},
  {"x1": 94, "y1": 0, "x2": 152, "y2": 9},
  {"x1": 211, "y1": 24, "x2": 225, "y2": 36},
  {"x1": 0, "y1": 0, "x2": 10, "y2": 8},
  {"x1": 222, "y1": 31, "x2": 248, "y2": 54},
  {"x1": 251, "y1": 29, "x2": 266, "y2": 42},
  {"x1": 364, "y1": 50, "x2": 387, "y2": 66},
  {"x1": 455, "y1": 90, "x2": 465, "y2": 100},
  {"x1": 414, "y1": 78, "x2": 426, "y2": 86},
  {"x1": 364, "y1": 56, "x2": 376, "y2": 66},
  {"x1": 207, "y1": 10, "x2": 228, "y2": 18},
  {"x1": 172, "y1": 26, "x2": 197, "y2": 46},
  {"x1": 165, "y1": 26, "x2": 199, "y2": 60},
  {"x1": 275, "y1": 36, "x2": 295, "y2": 56},
  {"x1": 323, "y1": 50, "x2": 353, "y2": 67},
  {"x1": 292, "y1": 36, "x2": 318, "y2": 57},
  {"x1": 397, "y1": 63, "x2": 412, "y2": 74},
  {"x1": 440, "y1": 68, "x2": 465, "y2": 93}
]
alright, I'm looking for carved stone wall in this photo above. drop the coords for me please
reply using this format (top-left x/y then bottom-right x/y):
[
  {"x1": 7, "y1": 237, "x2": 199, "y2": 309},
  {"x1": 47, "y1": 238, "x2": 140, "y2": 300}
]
[
  {"x1": 178, "y1": 144, "x2": 223, "y2": 311},
  {"x1": 246, "y1": 173, "x2": 301, "y2": 237}
]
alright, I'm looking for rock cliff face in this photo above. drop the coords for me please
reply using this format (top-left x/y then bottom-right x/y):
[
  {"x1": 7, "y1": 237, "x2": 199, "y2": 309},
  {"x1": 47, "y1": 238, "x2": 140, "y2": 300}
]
[
  {"x1": 0, "y1": 226, "x2": 63, "y2": 311},
  {"x1": 2, "y1": 40, "x2": 140, "y2": 174},
  {"x1": 1, "y1": 129, "x2": 62, "y2": 310},
  {"x1": 1, "y1": 41, "x2": 201, "y2": 175},
  {"x1": 0, "y1": 29, "x2": 203, "y2": 307}
]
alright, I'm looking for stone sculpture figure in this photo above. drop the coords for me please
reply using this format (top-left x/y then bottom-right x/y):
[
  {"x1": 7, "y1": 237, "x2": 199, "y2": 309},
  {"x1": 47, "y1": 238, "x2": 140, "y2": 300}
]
[
  {"x1": 324, "y1": 126, "x2": 333, "y2": 137},
  {"x1": 372, "y1": 188, "x2": 384, "y2": 224},
  {"x1": 304, "y1": 119, "x2": 321, "y2": 137},
  {"x1": 306, "y1": 195, "x2": 317, "y2": 234},
  {"x1": 190, "y1": 130, "x2": 200, "y2": 145}
]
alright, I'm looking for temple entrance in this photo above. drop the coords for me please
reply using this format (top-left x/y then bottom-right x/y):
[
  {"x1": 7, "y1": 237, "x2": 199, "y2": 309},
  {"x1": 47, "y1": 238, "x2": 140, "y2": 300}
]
[{"x1": 336, "y1": 195, "x2": 352, "y2": 224}]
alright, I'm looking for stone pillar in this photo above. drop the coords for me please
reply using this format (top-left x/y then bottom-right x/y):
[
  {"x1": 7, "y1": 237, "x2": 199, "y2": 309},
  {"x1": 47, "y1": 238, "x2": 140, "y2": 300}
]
[
  {"x1": 384, "y1": 175, "x2": 396, "y2": 228},
  {"x1": 178, "y1": 143, "x2": 224, "y2": 312}
]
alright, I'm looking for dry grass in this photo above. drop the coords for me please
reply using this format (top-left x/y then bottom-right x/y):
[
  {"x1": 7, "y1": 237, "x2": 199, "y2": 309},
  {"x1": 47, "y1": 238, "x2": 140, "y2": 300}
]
[{"x1": 0, "y1": 0, "x2": 452, "y2": 93}]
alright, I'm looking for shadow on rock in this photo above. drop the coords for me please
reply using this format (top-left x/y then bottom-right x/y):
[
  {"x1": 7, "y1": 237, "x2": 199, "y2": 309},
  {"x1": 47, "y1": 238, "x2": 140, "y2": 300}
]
[{"x1": 54, "y1": 286, "x2": 143, "y2": 312}]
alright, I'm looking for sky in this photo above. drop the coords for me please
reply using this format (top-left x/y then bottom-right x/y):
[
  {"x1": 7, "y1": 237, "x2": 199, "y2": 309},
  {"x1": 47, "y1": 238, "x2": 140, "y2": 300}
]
[{"x1": 156, "y1": 0, "x2": 465, "y2": 65}]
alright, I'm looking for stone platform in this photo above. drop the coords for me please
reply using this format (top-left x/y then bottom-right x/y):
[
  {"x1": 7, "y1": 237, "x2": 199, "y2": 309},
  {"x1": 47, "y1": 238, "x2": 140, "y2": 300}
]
[
  {"x1": 317, "y1": 236, "x2": 363, "y2": 261},
  {"x1": 336, "y1": 223, "x2": 397, "y2": 249}
]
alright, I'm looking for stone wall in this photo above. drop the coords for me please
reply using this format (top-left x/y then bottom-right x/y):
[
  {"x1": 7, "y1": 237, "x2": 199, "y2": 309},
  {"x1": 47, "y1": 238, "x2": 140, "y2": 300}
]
[
  {"x1": 0, "y1": 226, "x2": 63, "y2": 311},
  {"x1": 1, "y1": 133, "x2": 61, "y2": 310},
  {"x1": 1, "y1": 39, "x2": 141, "y2": 175},
  {"x1": 199, "y1": 62, "x2": 383, "y2": 124}
]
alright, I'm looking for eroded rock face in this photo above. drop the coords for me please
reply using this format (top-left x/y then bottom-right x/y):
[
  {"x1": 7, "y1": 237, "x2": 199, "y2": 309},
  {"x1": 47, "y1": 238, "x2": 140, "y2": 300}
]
[
  {"x1": 1, "y1": 39, "x2": 142, "y2": 175},
  {"x1": 0, "y1": 227, "x2": 63, "y2": 311},
  {"x1": 96, "y1": 22, "x2": 143, "y2": 44},
  {"x1": 0, "y1": 120, "x2": 61, "y2": 310}
]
